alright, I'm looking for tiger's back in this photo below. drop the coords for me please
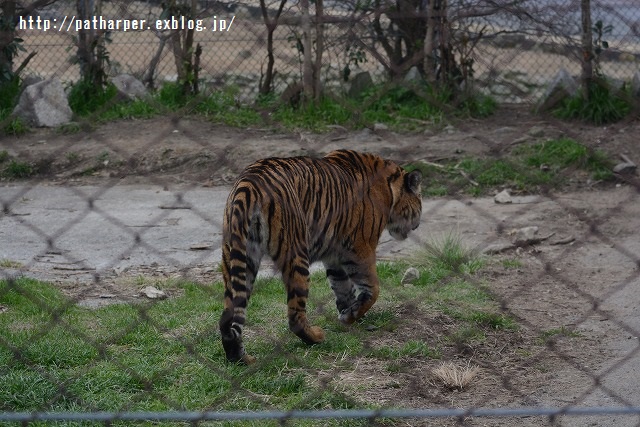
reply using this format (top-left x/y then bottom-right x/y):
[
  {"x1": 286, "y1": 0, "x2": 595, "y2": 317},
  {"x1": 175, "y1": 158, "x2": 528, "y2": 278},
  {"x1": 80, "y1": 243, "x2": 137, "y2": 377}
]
[{"x1": 220, "y1": 150, "x2": 422, "y2": 364}]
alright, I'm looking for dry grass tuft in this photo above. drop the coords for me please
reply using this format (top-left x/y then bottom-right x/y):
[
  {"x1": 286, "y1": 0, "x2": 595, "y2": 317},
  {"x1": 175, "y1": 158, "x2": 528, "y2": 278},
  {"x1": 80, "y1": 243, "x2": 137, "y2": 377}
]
[{"x1": 432, "y1": 362, "x2": 480, "y2": 390}]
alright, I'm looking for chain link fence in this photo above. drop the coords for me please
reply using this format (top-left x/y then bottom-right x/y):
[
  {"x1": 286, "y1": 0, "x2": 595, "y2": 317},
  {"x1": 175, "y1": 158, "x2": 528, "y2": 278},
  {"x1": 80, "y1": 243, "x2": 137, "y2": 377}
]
[
  {"x1": 2, "y1": 0, "x2": 640, "y2": 426},
  {"x1": 10, "y1": 0, "x2": 640, "y2": 105}
]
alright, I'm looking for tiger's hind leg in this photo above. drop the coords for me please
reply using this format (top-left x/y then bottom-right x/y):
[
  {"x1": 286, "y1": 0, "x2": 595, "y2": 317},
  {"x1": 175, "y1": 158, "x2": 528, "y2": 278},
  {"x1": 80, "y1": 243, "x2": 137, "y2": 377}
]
[{"x1": 219, "y1": 240, "x2": 261, "y2": 364}]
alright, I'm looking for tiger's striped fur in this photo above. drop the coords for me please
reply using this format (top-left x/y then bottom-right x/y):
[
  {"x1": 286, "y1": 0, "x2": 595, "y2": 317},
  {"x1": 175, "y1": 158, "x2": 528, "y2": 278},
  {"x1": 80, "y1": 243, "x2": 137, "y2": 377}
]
[{"x1": 219, "y1": 149, "x2": 422, "y2": 364}]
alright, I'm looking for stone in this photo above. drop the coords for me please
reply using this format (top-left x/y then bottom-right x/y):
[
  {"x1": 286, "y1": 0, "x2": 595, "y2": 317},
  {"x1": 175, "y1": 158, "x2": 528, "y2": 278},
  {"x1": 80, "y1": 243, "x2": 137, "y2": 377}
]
[
  {"x1": 536, "y1": 68, "x2": 578, "y2": 112},
  {"x1": 493, "y1": 126, "x2": 516, "y2": 135},
  {"x1": 404, "y1": 66, "x2": 422, "y2": 83},
  {"x1": 613, "y1": 162, "x2": 637, "y2": 175},
  {"x1": 348, "y1": 71, "x2": 373, "y2": 99},
  {"x1": 401, "y1": 267, "x2": 420, "y2": 285},
  {"x1": 527, "y1": 126, "x2": 545, "y2": 138},
  {"x1": 494, "y1": 189, "x2": 512, "y2": 204},
  {"x1": 139, "y1": 285, "x2": 166, "y2": 299},
  {"x1": 444, "y1": 124, "x2": 456, "y2": 134},
  {"x1": 112, "y1": 74, "x2": 148, "y2": 100},
  {"x1": 513, "y1": 226, "x2": 539, "y2": 247},
  {"x1": 632, "y1": 71, "x2": 640, "y2": 98},
  {"x1": 373, "y1": 122, "x2": 388, "y2": 131},
  {"x1": 13, "y1": 78, "x2": 73, "y2": 127},
  {"x1": 482, "y1": 243, "x2": 516, "y2": 254}
]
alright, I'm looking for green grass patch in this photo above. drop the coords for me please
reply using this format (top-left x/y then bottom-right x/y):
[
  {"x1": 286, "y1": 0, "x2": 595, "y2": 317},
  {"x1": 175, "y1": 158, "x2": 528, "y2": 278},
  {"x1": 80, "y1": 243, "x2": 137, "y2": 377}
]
[
  {"x1": 2, "y1": 160, "x2": 34, "y2": 179},
  {"x1": 269, "y1": 84, "x2": 497, "y2": 132},
  {"x1": 405, "y1": 137, "x2": 614, "y2": 196},
  {"x1": 0, "y1": 259, "x2": 23, "y2": 268},
  {"x1": 554, "y1": 80, "x2": 632, "y2": 125},
  {"x1": 68, "y1": 80, "x2": 119, "y2": 116},
  {"x1": 1, "y1": 235, "x2": 520, "y2": 421},
  {"x1": 501, "y1": 258, "x2": 522, "y2": 269},
  {"x1": 538, "y1": 326, "x2": 581, "y2": 344}
]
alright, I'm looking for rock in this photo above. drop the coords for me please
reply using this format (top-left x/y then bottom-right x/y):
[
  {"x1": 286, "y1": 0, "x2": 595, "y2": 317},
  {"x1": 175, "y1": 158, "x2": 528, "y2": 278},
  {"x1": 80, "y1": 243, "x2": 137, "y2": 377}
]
[
  {"x1": 494, "y1": 189, "x2": 512, "y2": 204},
  {"x1": 493, "y1": 126, "x2": 516, "y2": 135},
  {"x1": 527, "y1": 126, "x2": 545, "y2": 138},
  {"x1": 632, "y1": 71, "x2": 640, "y2": 98},
  {"x1": 21, "y1": 74, "x2": 43, "y2": 88},
  {"x1": 112, "y1": 74, "x2": 148, "y2": 100},
  {"x1": 482, "y1": 243, "x2": 516, "y2": 254},
  {"x1": 511, "y1": 136, "x2": 530, "y2": 145},
  {"x1": 613, "y1": 162, "x2": 637, "y2": 175},
  {"x1": 348, "y1": 71, "x2": 373, "y2": 99},
  {"x1": 13, "y1": 78, "x2": 73, "y2": 127},
  {"x1": 536, "y1": 68, "x2": 578, "y2": 112},
  {"x1": 139, "y1": 285, "x2": 167, "y2": 299},
  {"x1": 404, "y1": 66, "x2": 422, "y2": 83},
  {"x1": 494, "y1": 34, "x2": 526, "y2": 48},
  {"x1": 401, "y1": 267, "x2": 420, "y2": 285},
  {"x1": 373, "y1": 122, "x2": 388, "y2": 131},
  {"x1": 444, "y1": 124, "x2": 456, "y2": 134},
  {"x1": 513, "y1": 226, "x2": 539, "y2": 247}
]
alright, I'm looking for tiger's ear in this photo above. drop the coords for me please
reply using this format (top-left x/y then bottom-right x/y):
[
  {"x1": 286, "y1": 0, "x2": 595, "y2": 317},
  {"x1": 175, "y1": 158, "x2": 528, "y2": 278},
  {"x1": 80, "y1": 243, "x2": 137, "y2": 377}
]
[{"x1": 404, "y1": 170, "x2": 422, "y2": 194}]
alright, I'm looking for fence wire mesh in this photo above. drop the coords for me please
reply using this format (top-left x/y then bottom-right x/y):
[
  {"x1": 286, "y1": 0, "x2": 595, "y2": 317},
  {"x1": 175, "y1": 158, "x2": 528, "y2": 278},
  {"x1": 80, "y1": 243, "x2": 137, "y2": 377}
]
[
  {"x1": 1, "y1": 0, "x2": 640, "y2": 426},
  {"x1": 9, "y1": 0, "x2": 640, "y2": 104}
]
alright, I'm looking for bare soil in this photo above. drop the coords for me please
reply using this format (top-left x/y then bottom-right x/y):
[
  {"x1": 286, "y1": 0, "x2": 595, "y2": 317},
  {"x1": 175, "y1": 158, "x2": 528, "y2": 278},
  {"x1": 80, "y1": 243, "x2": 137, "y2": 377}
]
[{"x1": 2, "y1": 105, "x2": 640, "y2": 425}]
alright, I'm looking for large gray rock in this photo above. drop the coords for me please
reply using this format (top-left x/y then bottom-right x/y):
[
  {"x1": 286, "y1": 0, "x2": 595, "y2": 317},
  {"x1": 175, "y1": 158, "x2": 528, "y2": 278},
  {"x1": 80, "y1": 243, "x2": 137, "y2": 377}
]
[
  {"x1": 348, "y1": 71, "x2": 373, "y2": 99},
  {"x1": 112, "y1": 74, "x2": 148, "y2": 100},
  {"x1": 13, "y1": 78, "x2": 73, "y2": 127},
  {"x1": 632, "y1": 71, "x2": 640, "y2": 98},
  {"x1": 536, "y1": 68, "x2": 578, "y2": 112}
]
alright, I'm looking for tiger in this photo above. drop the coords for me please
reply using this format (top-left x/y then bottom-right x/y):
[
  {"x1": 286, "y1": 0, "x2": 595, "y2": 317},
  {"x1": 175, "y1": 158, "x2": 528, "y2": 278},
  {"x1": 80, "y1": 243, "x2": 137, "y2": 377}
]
[{"x1": 219, "y1": 149, "x2": 422, "y2": 364}]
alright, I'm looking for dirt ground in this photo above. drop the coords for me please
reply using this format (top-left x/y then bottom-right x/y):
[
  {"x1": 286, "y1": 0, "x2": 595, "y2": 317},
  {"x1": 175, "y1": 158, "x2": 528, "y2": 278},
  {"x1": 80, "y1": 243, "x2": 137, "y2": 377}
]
[{"x1": 2, "y1": 105, "x2": 640, "y2": 425}]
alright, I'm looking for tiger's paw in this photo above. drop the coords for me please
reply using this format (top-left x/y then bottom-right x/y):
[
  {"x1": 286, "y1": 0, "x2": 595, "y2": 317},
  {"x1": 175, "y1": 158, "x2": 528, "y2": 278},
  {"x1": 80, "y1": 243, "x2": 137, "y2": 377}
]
[
  {"x1": 300, "y1": 325, "x2": 325, "y2": 344},
  {"x1": 241, "y1": 354, "x2": 257, "y2": 365},
  {"x1": 308, "y1": 326, "x2": 325, "y2": 343},
  {"x1": 291, "y1": 323, "x2": 325, "y2": 344},
  {"x1": 338, "y1": 309, "x2": 357, "y2": 325}
]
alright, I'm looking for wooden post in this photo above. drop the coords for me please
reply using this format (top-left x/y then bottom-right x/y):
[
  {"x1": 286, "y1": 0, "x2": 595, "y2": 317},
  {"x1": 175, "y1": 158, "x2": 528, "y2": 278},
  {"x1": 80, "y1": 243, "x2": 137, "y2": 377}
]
[
  {"x1": 300, "y1": 0, "x2": 314, "y2": 103},
  {"x1": 581, "y1": 0, "x2": 593, "y2": 100}
]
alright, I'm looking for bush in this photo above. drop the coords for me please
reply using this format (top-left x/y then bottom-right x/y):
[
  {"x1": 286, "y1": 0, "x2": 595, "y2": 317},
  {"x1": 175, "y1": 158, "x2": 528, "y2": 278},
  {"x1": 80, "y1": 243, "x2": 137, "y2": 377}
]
[
  {"x1": 68, "y1": 80, "x2": 118, "y2": 116},
  {"x1": 554, "y1": 79, "x2": 631, "y2": 125},
  {"x1": 0, "y1": 76, "x2": 21, "y2": 112}
]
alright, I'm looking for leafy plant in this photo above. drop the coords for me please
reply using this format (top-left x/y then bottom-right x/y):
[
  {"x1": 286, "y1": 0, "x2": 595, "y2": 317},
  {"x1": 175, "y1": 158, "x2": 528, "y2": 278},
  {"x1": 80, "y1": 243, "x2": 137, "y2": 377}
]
[
  {"x1": 0, "y1": 75, "x2": 20, "y2": 111},
  {"x1": 554, "y1": 79, "x2": 631, "y2": 125},
  {"x1": 3, "y1": 160, "x2": 33, "y2": 178},
  {"x1": 68, "y1": 80, "x2": 118, "y2": 116}
]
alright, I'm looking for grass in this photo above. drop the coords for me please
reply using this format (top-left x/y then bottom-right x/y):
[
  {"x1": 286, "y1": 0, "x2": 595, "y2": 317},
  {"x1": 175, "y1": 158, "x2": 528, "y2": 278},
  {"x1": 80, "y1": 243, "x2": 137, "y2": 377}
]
[
  {"x1": 432, "y1": 362, "x2": 480, "y2": 390},
  {"x1": 270, "y1": 84, "x2": 497, "y2": 132},
  {"x1": 2, "y1": 160, "x2": 34, "y2": 179},
  {"x1": 554, "y1": 79, "x2": 632, "y2": 125},
  {"x1": 0, "y1": 259, "x2": 23, "y2": 268},
  {"x1": 538, "y1": 326, "x2": 581, "y2": 345},
  {"x1": 0, "y1": 234, "x2": 524, "y2": 423},
  {"x1": 405, "y1": 137, "x2": 614, "y2": 197}
]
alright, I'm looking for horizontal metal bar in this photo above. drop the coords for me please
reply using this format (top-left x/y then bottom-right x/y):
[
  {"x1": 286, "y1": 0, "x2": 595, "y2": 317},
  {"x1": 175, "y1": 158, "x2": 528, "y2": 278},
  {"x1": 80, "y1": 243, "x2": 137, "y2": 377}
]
[{"x1": 2, "y1": 406, "x2": 640, "y2": 423}]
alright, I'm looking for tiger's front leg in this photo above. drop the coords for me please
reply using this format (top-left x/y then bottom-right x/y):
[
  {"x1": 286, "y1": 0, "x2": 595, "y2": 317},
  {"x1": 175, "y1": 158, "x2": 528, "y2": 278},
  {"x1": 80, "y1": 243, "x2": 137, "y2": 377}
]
[{"x1": 335, "y1": 262, "x2": 380, "y2": 325}]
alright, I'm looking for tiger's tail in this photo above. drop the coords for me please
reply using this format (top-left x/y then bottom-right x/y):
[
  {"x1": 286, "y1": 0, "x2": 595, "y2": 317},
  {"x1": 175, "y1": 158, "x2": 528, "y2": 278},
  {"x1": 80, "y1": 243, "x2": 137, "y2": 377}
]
[{"x1": 219, "y1": 202, "x2": 256, "y2": 364}]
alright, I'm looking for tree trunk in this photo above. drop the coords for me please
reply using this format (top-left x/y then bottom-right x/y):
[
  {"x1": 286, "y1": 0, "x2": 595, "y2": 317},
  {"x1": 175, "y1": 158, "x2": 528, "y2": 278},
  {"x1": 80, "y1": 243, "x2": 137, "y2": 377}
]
[
  {"x1": 77, "y1": 0, "x2": 105, "y2": 87},
  {"x1": 313, "y1": 0, "x2": 324, "y2": 101},
  {"x1": 300, "y1": 0, "x2": 314, "y2": 103},
  {"x1": 0, "y1": 1, "x2": 17, "y2": 79},
  {"x1": 580, "y1": 0, "x2": 593, "y2": 100},
  {"x1": 259, "y1": 0, "x2": 287, "y2": 96},
  {"x1": 423, "y1": 0, "x2": 436, "y2": 83}
]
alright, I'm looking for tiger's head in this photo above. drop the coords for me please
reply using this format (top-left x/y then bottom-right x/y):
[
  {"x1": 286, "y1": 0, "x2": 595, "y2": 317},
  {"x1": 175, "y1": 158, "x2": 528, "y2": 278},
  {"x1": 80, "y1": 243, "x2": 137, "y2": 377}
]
[{"x1": 387, "y1": 168, "x2": 422, "y2": 240}]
